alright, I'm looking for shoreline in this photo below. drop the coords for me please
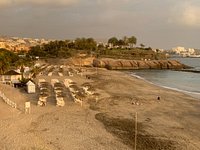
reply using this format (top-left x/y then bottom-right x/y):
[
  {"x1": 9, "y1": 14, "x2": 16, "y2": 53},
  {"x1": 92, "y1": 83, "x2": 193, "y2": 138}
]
[
  {"x1": 0, "y1": 66, "x2": 200, "y2": 149},
  {"x1": 130, "y1": 72, "x2": 200, "y2": 100}
]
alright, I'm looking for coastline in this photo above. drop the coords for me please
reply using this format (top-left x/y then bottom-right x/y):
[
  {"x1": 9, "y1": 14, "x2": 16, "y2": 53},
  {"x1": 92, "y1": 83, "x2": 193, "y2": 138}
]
[
  {"x1": 0, "y1": 67, "x2": 200, "y2": 149},
  {"x1": 131, "y1": 72, "x2": 200, "y2": 99}
]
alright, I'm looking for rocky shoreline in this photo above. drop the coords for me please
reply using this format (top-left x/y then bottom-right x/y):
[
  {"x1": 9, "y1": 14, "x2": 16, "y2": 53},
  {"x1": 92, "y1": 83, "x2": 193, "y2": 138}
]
[{"x1": 93, "y1": 58, "x2": 190, "y2": 70}]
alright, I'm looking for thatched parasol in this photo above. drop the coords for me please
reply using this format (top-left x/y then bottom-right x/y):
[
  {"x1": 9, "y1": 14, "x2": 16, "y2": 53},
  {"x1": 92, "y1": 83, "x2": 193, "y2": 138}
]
[
  {"x1": 54, "y1": 86, "x2": 63, "y2": 90},
  {"x1": 75, "y1": 92, "x2": 87, "y2": 101},
  {"x1": 54, "y1": 82, "x2": 63, "y2": 87},
  {"x1": 40, "y1": 88, "x2": 49, "y2": 93},
  {"x1": 39, "y1": 82, "x2": 49, "y2": 87},
  {"x1": 69, "y1": 85, "x2": 80, "y2": 91},
  {"x1": 87, "y1": 87, "x2": 95, "y2": 92},
  {"x1": 82, "y1": 82, "x2": 92, "y2": 86},
  {"x1": 56, "y1": 92, "x2": 66, "y2": 97},
  {"x1": 69, "y1": 81, "x2": 76, "y2": 85},
  {"x1": 93, "y1": 93, "x2": 100, "y2": 96},
  {"x1": 39, "y1": 93, "x2": 49, "y2": 97},
  {"x1": 68, "y1": 68, "x2": 74, "y2": 73}
]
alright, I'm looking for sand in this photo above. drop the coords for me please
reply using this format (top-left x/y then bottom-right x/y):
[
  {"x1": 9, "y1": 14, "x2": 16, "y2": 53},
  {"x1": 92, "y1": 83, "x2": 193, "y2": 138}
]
[{"x1": 0, "y1": 67, "x2": 199, "y2": 150}]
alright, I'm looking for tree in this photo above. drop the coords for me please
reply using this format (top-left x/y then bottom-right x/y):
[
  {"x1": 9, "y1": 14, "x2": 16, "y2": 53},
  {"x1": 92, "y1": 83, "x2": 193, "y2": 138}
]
[
  {"x1": 108, "y1": 37, "x2": 118, "y2": 47},
  {"x1": 117, "y1": 39, "x2": 125, "y2": 47},
  {"x1": 28, "y1": 45, "x2": 46, "y2": 57},
  {"x1": 123, "y1": 36, "x2": 129, "y2": 46},
  {"x1": 30, "y1": 66, "x2": 40, "y2": 78},
  {"x1": 86, "y1": 38, "x2": 97, "y2": 51},
  {"x1": 128, "y1": 36, "x2": 137, "y2": 48},
  {"x1": 0, "y1": 48, "x2": 20, "y2": 74},
  {"x1": 29, "y1": 38, "x2": 97, "y2": 58},
  {"x1": 97, "y1": 43, "x2": 105, "y2": 50},
  {"x1": 74, "y1": 37, "x2": 97, "y2": 51}
]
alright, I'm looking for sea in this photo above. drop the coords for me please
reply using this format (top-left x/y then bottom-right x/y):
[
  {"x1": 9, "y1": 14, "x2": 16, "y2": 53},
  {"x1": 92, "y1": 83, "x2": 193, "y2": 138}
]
[{"x1": 131, "y1": 58, "x2": 200, "y2": 99}]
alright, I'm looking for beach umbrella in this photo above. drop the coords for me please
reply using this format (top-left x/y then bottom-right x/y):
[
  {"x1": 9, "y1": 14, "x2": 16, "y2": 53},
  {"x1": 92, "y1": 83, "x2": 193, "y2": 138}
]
[
  {"x1": 69, "y1": 82, "x2": 76, "y2": 85},
  {"x1": 79, "y1": 88, "x2": 87, "y2": 95},
  {"x1": 39, "y1": 93, "x2": 49, "y2": 97},
  {"x1": 75, "y1": 92, "x2": 87, "y2": 101},
  {"x1": 54, "y1": 82, "x2": 63, "y2": 87},
  {"x1": 87, "y1": 87, "x2": 95, "y2": 92},
  {"x1": 93, "y1": 93, "x2": 100, "y2": 96},
  {"x1": 39, "y1": 82, "x2": 49, "y2": 87},
  {"x1": 54, "y1": 86, "x2": 63, "y2": 90},
  {"x1": 56, "y1": 92, "x2": 66, "y2": 97},
  {"x1": 69, "y1": 85, "x2": 80, "y2": 93},
  {"x1": 82, "y1": 82, "x2": 92, "y2": 86},
  {"x1": 40, "y1": 88, "x2": 49, "y2": 92},
  {"x1": 69, "y1": 85, "x2": 79, "y2": 90}
]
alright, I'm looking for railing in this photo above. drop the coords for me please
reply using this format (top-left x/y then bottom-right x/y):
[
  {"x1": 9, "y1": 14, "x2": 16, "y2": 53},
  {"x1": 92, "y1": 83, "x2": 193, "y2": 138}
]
[{"x1": 0, "y1": 90, "x2": 17, "y2": 108}]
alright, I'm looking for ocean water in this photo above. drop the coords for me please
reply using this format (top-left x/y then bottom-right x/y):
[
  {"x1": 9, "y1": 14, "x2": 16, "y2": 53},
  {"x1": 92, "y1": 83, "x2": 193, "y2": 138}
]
[{"x1": 131, "y1": 58, "x2": 200, "y2": 99}]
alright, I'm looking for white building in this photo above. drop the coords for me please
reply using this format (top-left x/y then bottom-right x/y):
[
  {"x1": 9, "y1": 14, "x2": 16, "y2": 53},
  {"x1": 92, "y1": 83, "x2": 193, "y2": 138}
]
[
  {"x1": 26, "y1": 80, "x2": 36, "y2": 93},
  {"x1": 172, "y1": 46, "x2": 195, "y2": 56},
  {"x1": 0, "y1": 70, "x2": 22, "y2": 84},
  {"x1": 172, "y1": 47, "x2": 186, "y2": 54}
]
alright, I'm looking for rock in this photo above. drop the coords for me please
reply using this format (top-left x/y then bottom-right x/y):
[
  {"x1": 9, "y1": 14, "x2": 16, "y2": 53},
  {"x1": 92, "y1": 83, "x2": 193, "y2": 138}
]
[{"x1": 93, "y1": 58, "x2": 189, "y2": 70}]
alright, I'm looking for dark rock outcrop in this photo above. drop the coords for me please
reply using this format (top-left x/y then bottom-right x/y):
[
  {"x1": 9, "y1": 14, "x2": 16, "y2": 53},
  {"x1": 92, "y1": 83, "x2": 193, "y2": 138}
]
[{"x1": 93, "y1": 58, "x2": 189, "y2": 70}]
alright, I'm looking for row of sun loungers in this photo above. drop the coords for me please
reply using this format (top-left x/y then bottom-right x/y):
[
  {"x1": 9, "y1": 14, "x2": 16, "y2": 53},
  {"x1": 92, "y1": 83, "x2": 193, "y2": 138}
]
[
  {"x1": 38, "y1": 64, "x2": 85, "y2": 77},
  {"x1": 38, "y1": 79, "x2": 66, "y2": 107},
  {"x1": 52, "y1": 79, "x2": 65, "y2": 107},
  {"x1": 64, "y1": 79, "x2": 83, "y2": 104},
  {"x1": 38, "y1": 79, "x2": 50, "y2": 106},
  {"x1": 64, "y1": 79, "x2": 96, "y2": 105}
]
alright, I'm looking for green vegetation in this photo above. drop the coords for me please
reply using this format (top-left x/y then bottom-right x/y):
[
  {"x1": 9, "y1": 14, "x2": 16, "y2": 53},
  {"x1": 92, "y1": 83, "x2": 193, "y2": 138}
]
[
  {"x1": 0, "y1": 48, "x2": 33, "y2": 74},
  {"x1": 108, "y1": 36, "x2": 137, "y2": 48},
  {"x1": 108, "y1": 37, "x2": 119, "y2": 46},
  {"x1": 98, "y1": 48, "x2": 166, "y2": 60},
  {"x1": 28, "y1": 35, "x2": 166, "y2": 60},
  {"x1": 0, "y1": 49, "x2": 18, "y2": 74},
  {"x1": 28, "y1": 38, "x2": 97, "y2": 58},
  {"x1": 6, "y1": 35, "x2": 167, "y2": 64}
]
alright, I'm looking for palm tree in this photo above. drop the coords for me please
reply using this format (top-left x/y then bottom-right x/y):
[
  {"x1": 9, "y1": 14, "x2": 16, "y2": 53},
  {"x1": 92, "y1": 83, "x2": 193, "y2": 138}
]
[
  {"x1": 30, "y1": 66, "x2": 40, "y2": 78},
  {"x1": 128, "y1": 36, "x2": 137, "y2": 48}
]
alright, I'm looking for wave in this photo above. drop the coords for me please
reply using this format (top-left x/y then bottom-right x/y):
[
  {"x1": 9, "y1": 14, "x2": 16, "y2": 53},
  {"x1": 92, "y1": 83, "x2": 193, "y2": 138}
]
[
  {"x1": 131, "y1": 74, "x2": 145, "y2": 80},
  {"x1": 131, "y1": 73, "x2": 200, "y2": 98}
]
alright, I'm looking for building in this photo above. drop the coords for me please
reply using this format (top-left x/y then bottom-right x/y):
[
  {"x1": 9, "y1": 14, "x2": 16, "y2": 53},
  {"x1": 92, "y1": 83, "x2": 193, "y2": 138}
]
[
  {"x1": 0, "y1": 36, "x2": 51, "y2": 52},
  {"x1": 26, "y1": 80, "x2": 36, "y2": 93},
  {"x1": 0, "y1": 70, "x2": 22, "y2": 84},
  {"x1": 172, "y1": 47, "x2": 186, "y2": 54},
  {"x1": 172, "y1": 46, "x2": 195, "y2": 57},
  {"x1": 0, "y1": 42, "x2": 6, "y2": 49}
]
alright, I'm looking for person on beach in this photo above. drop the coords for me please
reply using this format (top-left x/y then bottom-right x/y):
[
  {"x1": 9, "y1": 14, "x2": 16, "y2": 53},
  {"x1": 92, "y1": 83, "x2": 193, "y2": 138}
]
[{"x1": 157, "y1": 96, "x2": 160, "y2": 101}]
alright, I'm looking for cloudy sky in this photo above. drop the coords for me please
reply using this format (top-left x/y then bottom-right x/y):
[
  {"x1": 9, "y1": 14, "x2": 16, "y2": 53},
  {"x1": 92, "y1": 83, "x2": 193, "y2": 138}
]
[{"x1": 0, "y1": 0, "x2": 200, "y2": 49}]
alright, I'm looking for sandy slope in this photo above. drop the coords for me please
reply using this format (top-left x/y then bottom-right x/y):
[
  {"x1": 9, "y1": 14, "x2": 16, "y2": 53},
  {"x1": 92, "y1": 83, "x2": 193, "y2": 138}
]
[{"x1": 0, "y1": 67, "x2": 199, "y2": 150}]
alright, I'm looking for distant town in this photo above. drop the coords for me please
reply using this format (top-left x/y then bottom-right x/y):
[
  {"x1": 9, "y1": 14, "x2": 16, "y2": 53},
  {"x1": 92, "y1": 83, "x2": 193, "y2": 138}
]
[
  {"x1": 1, "y1": 35, "x2": 200, "y2": 59},
  {"x1": 171, "y1": 46, "x2": 200, "y2": 57},
  {"x1": 0, "y1": 36, "x2": 50, "y2": 52}
]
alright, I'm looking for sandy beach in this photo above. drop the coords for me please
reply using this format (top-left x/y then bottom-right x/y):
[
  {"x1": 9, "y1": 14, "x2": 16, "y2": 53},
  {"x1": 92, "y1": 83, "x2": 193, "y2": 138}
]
[{"x1": 0, "y1": 67, "x2": 199, "y2": 150}]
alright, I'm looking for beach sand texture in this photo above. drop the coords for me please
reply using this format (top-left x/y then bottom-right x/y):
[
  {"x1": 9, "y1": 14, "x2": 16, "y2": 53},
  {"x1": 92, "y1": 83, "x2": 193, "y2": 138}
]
[{"x1": 0, "y1": 67, "x2": 199, "y2": 150}]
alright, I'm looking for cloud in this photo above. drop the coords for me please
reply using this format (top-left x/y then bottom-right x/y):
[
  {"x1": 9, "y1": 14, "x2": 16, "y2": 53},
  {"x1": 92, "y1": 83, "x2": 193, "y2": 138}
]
[
  {"x1": 0, "y1": 0, "x2": 78, "y2": 7},
  {"x1": 168, "y1": 2, "x2": 200, "y2": 27}
]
